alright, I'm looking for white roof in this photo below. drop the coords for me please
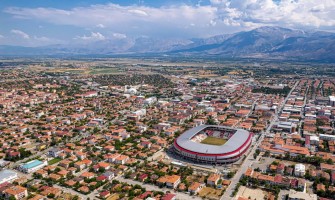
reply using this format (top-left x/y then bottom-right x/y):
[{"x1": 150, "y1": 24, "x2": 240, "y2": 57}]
[
  {"x1": 0, "y1": 169, "x2": 17, "y2": 183},
  {"x1": 295, "y1": 163, "x2": 305, "y2": 171},
  {"x1": 320, "y1": 134, "x2": 335, "y2": 138},
  {"x1": 175, "y1": 125, "x2": 250, "y2": 154},
  {"x1": 309, "y1": 135, "x2": 319, "y2": 141},
  {"x1": 0, "y1": 159, "x2": 7, "y2": 165}
]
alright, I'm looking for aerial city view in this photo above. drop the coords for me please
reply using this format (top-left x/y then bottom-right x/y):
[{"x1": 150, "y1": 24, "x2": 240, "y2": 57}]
[{"x1": 0, "y1": 0, "x2": 335, "y2": 200}]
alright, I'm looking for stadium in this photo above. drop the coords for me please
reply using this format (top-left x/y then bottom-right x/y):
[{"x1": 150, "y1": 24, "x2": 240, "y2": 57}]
[{"x1": 173, "y1": 125, "x2": 252, "y2": 164}]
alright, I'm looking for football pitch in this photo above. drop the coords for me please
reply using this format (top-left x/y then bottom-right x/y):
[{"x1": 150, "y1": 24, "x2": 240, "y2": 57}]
[{"x1": 200, "y1": 136, "x2": 227, "y2": 146}]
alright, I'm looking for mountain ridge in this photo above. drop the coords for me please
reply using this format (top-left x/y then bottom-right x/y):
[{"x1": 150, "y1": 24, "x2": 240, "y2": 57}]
[{"x1": 1, "y1": 26, "x2": 335, "y2": 62}]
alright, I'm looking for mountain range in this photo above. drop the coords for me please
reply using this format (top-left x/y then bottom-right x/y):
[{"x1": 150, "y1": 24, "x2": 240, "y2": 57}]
[{"x1": 1, "y1": 26, "x2": 335, "y2": 62}]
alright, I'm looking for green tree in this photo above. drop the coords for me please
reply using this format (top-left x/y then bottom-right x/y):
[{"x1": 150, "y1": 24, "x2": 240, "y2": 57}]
[
  {"x1": 227, "y1": 172, "x2": 235, "y2": 179},
  {"x1": 207, "y1": 116, "x2": 217, "y2": 125}
]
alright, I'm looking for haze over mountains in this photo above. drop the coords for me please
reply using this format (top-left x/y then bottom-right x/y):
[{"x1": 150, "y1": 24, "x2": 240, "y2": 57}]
[{"x1": 1, "y1": 26, "x2": 334, "y2": 61}]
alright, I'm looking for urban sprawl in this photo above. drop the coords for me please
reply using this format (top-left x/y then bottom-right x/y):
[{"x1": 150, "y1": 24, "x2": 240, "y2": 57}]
[{"x1": 0, "y1": 60, "x2": 333, "y2": 200}]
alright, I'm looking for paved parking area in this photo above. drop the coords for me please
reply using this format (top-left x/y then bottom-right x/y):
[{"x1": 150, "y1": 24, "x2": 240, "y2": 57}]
[{"x1": 251, "y1": 157, "x2": 275, "y2": 172}]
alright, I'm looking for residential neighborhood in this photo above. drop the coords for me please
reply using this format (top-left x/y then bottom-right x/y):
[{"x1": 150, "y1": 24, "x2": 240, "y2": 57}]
[{"x1": 0, "y1": 60, "x2": 334, "y2": 200}]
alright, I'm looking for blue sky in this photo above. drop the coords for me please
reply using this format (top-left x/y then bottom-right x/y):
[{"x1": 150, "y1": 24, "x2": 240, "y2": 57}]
[{"x1": 1, "y1": 0, "x2": 334, "y2": 47}]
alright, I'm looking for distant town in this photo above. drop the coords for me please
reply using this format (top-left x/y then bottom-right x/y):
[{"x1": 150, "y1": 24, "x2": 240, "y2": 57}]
[{"x1": 0, "y1": 58, "x2": 334, "y2": 200}]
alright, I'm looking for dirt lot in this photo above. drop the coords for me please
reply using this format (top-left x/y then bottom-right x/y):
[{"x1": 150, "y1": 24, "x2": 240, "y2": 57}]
[
  {"x1": 198, "y1": 187, "x2": 223, "y2": 200},
  {"x1": 236, "y1": 186, "x2": 270, "y2": 200},
  {"x1": 106, "y1": 194, "x2": 119, "y2": 200},
  {"x1": 185, "y1": 175, "x2": 206, "y2": 184}
]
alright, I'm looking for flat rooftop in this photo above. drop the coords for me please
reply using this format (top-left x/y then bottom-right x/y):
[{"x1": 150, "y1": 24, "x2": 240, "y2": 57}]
[{"x1": 0, "y1": 169, "x2": 17, "y2": 183}]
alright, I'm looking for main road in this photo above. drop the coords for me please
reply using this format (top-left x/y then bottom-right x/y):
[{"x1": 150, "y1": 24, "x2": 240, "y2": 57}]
[{"x1": 220, "y1": 80, "x2": 299, "y2": 199}]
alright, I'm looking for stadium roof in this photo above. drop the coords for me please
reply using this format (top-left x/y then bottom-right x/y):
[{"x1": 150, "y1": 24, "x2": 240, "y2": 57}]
[{"x1": 175, "y1": 125, "x2": 251, "y2": 155}]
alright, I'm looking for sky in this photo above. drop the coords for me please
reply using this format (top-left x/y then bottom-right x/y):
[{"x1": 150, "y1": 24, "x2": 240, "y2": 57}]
[{"x1": 0, "y1": 0, "x2": 334, "y2": 47}]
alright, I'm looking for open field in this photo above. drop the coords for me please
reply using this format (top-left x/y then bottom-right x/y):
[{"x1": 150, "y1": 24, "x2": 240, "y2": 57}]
[
  {"x1": 200, "y1": 137, "x2": 227, "y2": 146},
  {"x1": 89, "y1": 67, "x2": 120, "y2": 74},
  {"x1": 198, "y1": 187, "x2": 223, "y2": 200},
  {"x1": 48, "y1": 158, "x2": 62, "y2": 165},
  {"x1": 28, "y1": 65, "x2": 124, "y2": 75},
  {"x1": 236, "y1": 186, "x2": 269, "y2": 200}
]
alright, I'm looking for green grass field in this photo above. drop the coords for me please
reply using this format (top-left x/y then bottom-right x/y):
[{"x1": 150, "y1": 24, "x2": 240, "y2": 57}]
[
  {"x1": 48, "y1": 158, "x2": 62, "y2": 165},
  {"x1": 200, "y1": 136, "x2": 227, "y2": 146}
]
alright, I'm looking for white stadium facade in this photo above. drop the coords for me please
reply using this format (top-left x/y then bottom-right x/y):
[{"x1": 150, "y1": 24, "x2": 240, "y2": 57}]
[{"x1": 173, "y1": 125, "x2": 252, "y2": 164}]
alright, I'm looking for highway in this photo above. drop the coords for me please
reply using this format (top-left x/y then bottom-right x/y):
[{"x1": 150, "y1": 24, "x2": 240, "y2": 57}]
[{"x1": 220, "y1": 81, "x2": 299, "y2": 200}]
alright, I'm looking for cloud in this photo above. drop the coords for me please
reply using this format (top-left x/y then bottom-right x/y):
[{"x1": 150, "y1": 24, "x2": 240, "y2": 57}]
[
  {"x1": 1, "y1": 31, "x2": 64, "y2": 47},
  {"x1": 0, "y1": 34, "x2": 4, "y2": 39},
  {"x1": 34, "y1": 36, "x2": 51, "y2": 42},
  {"x1": 75, "y1": 32, "x2": 105, "y2": 41},
  {"x1": 112, "y1": 33, "x2": 127, "y2": 39},
  {"x1": 4, "y1": 1, "x2": 335, "y2": 40},
  {"x1": 4, "y1": 4, "x2": 220, "y2": 38},
  {"x1": 210, "y1": 0, "x2": 335, "y2": 29},
  {"x1": 128, "y1": 9, "x2": 148, "y2": 16},
  {"x1": 96, "y1": 24, "x2": 105, "y2": 28},
  {"x1": 11, "y1": 29, "x2": 30, "y2": 39}
]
